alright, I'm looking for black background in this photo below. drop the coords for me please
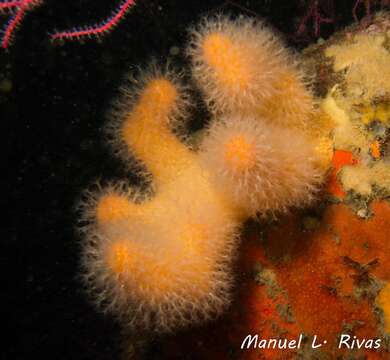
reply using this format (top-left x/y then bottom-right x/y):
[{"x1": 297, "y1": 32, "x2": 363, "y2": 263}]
[{"x1": 2, "y1": 0, "x2": 384, "y2": 359}]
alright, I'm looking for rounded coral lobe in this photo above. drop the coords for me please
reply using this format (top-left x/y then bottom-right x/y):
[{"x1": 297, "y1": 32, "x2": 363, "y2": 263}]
[
  {"x1": 188, "y1": 15, "x2": 314, "y2": 129},
  {"x1": 200, "y1": 115, "x2": 324, "y2": 217},
  {"x1": 81, "y1": 182, "x2": 239, "y2": 332}
]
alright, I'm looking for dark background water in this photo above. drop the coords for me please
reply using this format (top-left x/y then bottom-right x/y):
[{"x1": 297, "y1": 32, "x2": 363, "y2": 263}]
[{"x1": 2, "y1": 0, "x2": 385, "y2": 359}]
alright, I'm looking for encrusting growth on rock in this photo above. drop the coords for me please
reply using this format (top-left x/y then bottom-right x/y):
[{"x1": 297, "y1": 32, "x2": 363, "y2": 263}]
[
  {"x1": 80, "y1": 16, "x2": 330, "y2": 333},
  {"x1": 377, "y1": 283, "x2": 390, "y2": 335}
]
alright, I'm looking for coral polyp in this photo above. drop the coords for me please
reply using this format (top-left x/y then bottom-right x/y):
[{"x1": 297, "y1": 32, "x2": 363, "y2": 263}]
[{"x1": 80, "y1": 16, "x2": 328, "y2": 333}]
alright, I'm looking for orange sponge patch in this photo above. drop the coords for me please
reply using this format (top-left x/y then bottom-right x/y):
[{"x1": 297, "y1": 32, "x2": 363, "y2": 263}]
[
  {"x1": 326, "y1": 149, "x2": 358, "y2": 199},
  {"x1": 268, "y1": 202, "x2": 390, "y2": 345}
]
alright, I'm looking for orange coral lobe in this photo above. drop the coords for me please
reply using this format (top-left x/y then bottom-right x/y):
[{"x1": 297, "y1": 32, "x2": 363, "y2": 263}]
[
  {"x1": 181, "y1": 223, "x2": 207, "y2": 254},
  {"x1": 119, "y1": 75, "x2": 194, "y2": 188},
  {"x1": 108, "y1": 240, "x2": 173, "y2": 293},
  {"x1": 107, "y1": 240, "x2": 132, "y2": 274},
  {"x1": 97, "y1": 195, "x2": 132, "y2": 223},
  {"x1": 202, "y1": 33, "x2": 250, "y2": 88},
  {"x1": 139, "y1": 78, "x2": 178, "y2": 117},
  {"x1": 224, "y1": 135, "x2": 256, "y2": 171},
  {"x1": 259, "y1": 71, "x2": 313, "y2": 128},
  {"x1": 179, "y1": 223, "x2": 214, "y2": 288}
]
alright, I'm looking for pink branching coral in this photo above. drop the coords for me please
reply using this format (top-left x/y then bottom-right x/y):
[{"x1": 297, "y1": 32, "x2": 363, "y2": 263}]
[
  {"x1": 0, "y1": 0, "x2": 136, "y2": 48},
  {"x1": 50, "y1": 0, "x2": 136, "y2": 42},
  {"x1": 80, "y1": 15, "x2": 330, "y2": 333},
  {"x1": 296, "y1": 0, "x2": 334, "y2": 39},
  {"x1": 0, "y1": 0, "x2": 42, "y2": 48},
  {"x1": 353, "y1": 0, "x2": 390, "y2": 22}
]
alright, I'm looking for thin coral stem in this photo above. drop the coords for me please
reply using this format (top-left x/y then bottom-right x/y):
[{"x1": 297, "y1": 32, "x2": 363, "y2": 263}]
[
  {"x1": 50, "y1": 0, "x2": 135, "y2": 42},
  {"x1": 0, "y1": 0, "x2": 40, "y2": 12},
  {"x1": 2, "y1": 6, "x2": 25, "y2": 48},
  {"x1": 353, "y1": 0, "x2": 362, "y2": 21},
  {"x1": 353, "y1": 0, "x2": 374, "y2": 22},
  {"x1": 296, "y1": 0, "x2": 334, "y2": 39},
  {"x1": 0, "y1": 0, "x2": 41, "y2": 48},
  {"x1": 0, "y1": 1, "x2": 22, "y2": 11}
]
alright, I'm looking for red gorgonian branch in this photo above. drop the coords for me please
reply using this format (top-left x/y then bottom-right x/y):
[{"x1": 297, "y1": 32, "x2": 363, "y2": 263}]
[
  {"x1": 0, "y1": 0, "x2": 42, "y2": 48},
  {"x1": 0, "y1": 0, "x2": 136, "y2": 49},
  {"x1": 296, "y1": 0, "x2": 334, "y2": 39},
  {"x1": 353, "y1": 0, "x2": 390, "y2": 22},
  {"x1": 50, "y1": 0, "x2": 136, "y2": 42}
]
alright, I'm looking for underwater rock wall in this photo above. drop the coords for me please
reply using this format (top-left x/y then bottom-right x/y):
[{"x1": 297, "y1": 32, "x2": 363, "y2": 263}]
[
  {"x1": 158, "y1": 12, "x2": 390, "y2": 360},
  {"x1": 79, "y1": 11, "x2": 390, "y2": 360}
]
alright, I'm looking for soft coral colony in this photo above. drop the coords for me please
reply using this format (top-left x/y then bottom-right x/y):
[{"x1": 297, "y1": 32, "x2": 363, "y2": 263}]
[
  {"x1": 80, "y1": 15, "x2": 331, "y2": 333},
  {"x1": 162, "y1": 12, "x2": 390, "y2": 359},
  {"x1": 78, "y1": 9, "x2": 390, "y2": 358}
]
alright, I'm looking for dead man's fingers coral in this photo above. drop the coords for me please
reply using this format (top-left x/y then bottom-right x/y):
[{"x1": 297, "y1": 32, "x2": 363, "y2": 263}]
[
  {"x1": 81, "y1": 69, "x2": 241, "y2": 332},
  {"x1": 115, "y1": 69, "x2": 194, "y2": 189},
  {"x1": 189, "y1": 16, "x2": 327, "y2": 216},
  {"x1": 80, "y1": 15, "x2": 331, "y2": 335},
  {"x1": 188, "y1": 16, "x2": 314, "y2": 128}
]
